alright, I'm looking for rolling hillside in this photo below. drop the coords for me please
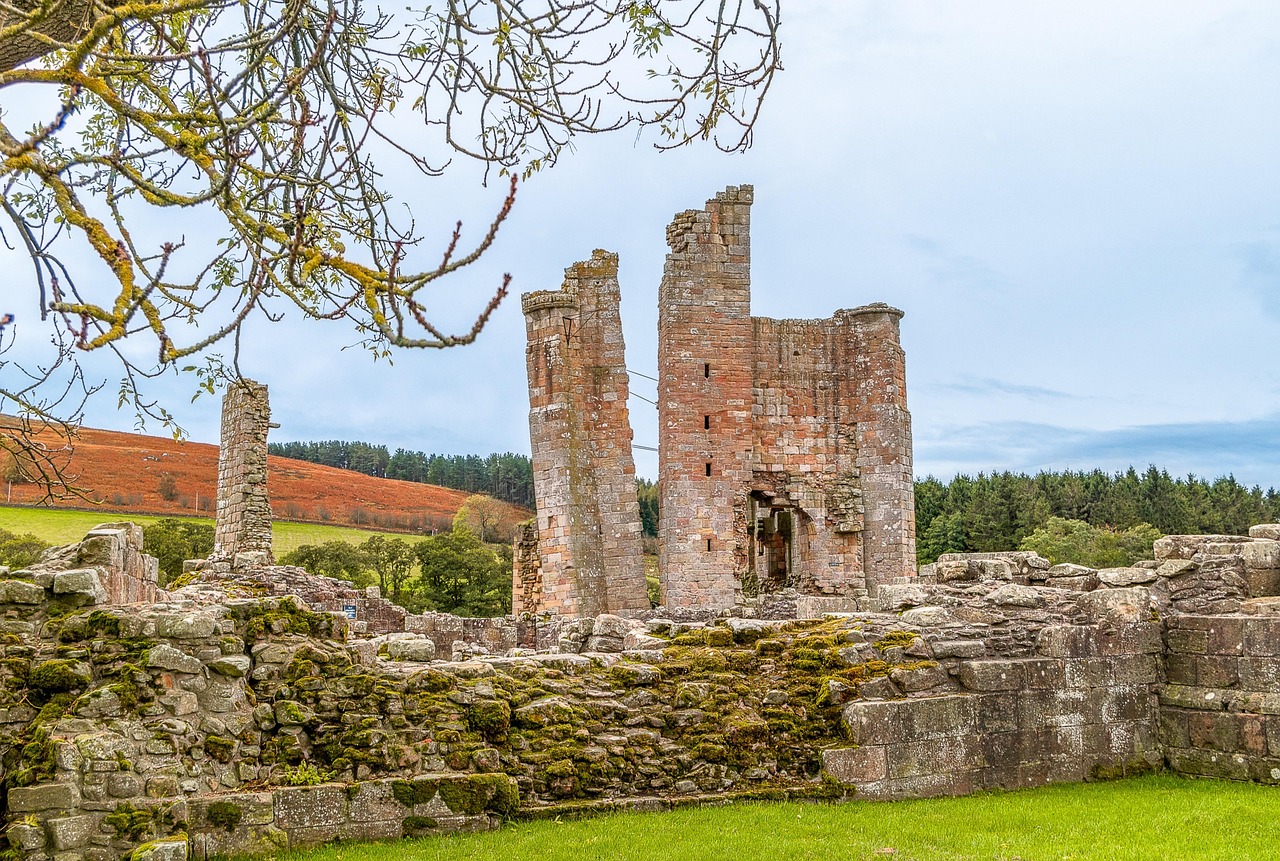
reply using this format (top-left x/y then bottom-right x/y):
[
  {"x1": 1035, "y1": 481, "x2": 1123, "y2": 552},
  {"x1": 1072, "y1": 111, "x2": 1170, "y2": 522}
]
[{"x1": 3, "y1": 424, "x2": 528, "y2": 533}]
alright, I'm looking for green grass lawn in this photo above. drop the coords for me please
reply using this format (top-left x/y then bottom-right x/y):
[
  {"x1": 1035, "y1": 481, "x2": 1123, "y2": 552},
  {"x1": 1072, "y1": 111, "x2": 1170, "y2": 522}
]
[
  {"x1": 253, "y1": 776, "x2": 1278, "y2": 861},
  {"x1": 0, "y1": 506, "x2": 426, "y2": 556}
]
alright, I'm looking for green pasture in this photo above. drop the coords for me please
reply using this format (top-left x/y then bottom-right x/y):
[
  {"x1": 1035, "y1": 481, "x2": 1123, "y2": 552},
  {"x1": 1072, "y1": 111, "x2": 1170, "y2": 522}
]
[
  {"x1": 247, "y1": 775, "x2": 1276, "y2": 861},
  {"x1": 0, "y1": 506, "x2": 424, "y2": 556}
]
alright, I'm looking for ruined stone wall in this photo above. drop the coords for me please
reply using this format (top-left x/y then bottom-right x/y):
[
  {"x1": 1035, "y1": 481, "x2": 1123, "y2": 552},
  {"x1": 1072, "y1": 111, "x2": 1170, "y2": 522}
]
[
  {"x1": 658, "y1": 186, "x2": 915, "y2": 609},
  {"x1": 519, "y1": 252, "x2": 649, "y2": 616},
  {"x1": 1160, "y1": 612, "x2": 1280, "y2": 782},
  {"x1": 14, "y1": 524, "x2": 1280, "y2": 861},
  {"x1": 212, "y1": 380, "x2": 273, "y2": 566},
  {"x1": 657, "y1": 187, "x2": 756, "y2": 609},
  {"x1": 749, "y1": 317, "x2": 863, "y2": 597}
]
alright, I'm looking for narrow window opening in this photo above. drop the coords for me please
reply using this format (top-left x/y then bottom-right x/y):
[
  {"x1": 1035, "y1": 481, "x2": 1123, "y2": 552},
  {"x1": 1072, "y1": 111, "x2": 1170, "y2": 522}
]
[
  {"x1": 705, "y1": 462, "x2": 712, "y2": 476},
  {"x1": 706, "y1": 539, "x2": 713, "y2": 552},
  {"x1": 703, "y1": 363, "x2": 711, "y2": 378},
  {"x1": 704, "y1": 415, "x2": 710, "y2": 429}
]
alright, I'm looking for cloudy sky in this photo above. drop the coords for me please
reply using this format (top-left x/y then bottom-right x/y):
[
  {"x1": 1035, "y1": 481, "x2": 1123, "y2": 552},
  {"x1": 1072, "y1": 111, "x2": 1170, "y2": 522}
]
[{"x1": 6, "y1": 1, "x2": 1280, "y2": 485}]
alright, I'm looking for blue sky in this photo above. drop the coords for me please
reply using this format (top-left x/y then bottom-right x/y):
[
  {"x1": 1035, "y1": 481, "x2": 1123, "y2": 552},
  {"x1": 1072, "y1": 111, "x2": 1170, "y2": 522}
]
[{"x1": 5, "y1": 1, "x2": 1280, "y2": 486}]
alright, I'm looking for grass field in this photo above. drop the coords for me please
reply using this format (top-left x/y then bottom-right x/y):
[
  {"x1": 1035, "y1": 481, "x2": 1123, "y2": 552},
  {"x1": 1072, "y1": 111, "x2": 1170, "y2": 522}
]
[
  {"x1": 249, "y1": 775, "x2": 1279, "y2": 861},
  {"x1": 0, "y1": 506, "x2": 426, "y2": 556}
]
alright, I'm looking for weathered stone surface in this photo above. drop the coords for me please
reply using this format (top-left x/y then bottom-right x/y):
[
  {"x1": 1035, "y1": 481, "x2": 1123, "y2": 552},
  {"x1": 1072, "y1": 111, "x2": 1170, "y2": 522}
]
[
  {"x1": 9, "y1": 783, "x2": 81, "y2": 812},
  {"x1": 155, "y1": 612, "x2": 217, "y2": 640},
  {"x1": 1097, "y1": 567, "x2": 1158, "y2": 587},
  {"x1": 6, "y1": 824, "x2": 45, "y2": 850},
  {"x1": 132, "y1": 837, "x2": 188, "y2": 861},
  {"x1": 1204, "y1": 540, "x2": 1280, "y2": 571},
  {"x1": 988, "y1": 584, "x2": 1043, "y2": 608},
  {"x1": 821, "y1": 746, "x2": 887, "y2": 784},
  {"x1": 623, "y1": 630, "x2": 667, "y2": 650},
  {"x1": 843, "y1": 695, "x2": 976, "y2": 746},
  {"x1": 274, "y1": 785, "x2": 348, "y2": 829},
  {"x1": 0, "y1": 578, "x2": 45, "y2": 604},
  {"x1": 1078, "y1": 587, "x2": 1150, "y2": 622},
  {"x1": 959, "y1": 660, "x2": 1027, "y2": 692},
  {"x1": 877, "y1": 585, "x2": 929, "y2": 611},
  {"x1": 1048, "y1": 563, "x2": 1096, "y2": 579},
  {"x1": 890, "y1": 664, "x2": 950, "y2": 693},
  {"x1": 208, "y1": 655, "x2": 251, "y2": 677},
  {"x1": 936, "y1": 560, "x2": 976, "y2": 583},
  {"x1": 52, "y1": 569, "x2": 108, "y2": 605},
  {"x1": 47, "y1": 815, "x2": 96, "y2": 851},
  {"x1": 930, "y1": 640, "x2": 984, "y2": 659},
  {"x1": 147, "y1": 644, "x2": 205, "y2": 675},
  {"x1": 386, "y1": 638, "x2": 437, "y2": 662},
  {"x1": 1154, "y1": 535, "x2": 1247, "y2": 561},
  {"x1": 514, "y1": 696, "x2": 576, "y2": 727}
]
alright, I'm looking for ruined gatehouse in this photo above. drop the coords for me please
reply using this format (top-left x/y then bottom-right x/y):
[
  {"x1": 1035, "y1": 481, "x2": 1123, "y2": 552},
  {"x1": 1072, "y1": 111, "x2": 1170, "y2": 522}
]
[{"x1": 519, "y1": 186, "x2": 916, "y2": 614}]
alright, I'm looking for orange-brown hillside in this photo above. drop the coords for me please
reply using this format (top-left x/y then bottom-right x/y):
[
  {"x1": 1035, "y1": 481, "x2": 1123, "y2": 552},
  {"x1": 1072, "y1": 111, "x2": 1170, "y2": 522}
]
[{"x1": 4, "y1": 425, "x2": 526, "y2": 532}]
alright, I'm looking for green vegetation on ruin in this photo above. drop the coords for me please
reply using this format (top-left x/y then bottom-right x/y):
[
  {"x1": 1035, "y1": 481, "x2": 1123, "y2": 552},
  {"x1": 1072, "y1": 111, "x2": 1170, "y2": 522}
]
[{"x1": 231, "y1": 775, "x2": 1280, "y2": 861}]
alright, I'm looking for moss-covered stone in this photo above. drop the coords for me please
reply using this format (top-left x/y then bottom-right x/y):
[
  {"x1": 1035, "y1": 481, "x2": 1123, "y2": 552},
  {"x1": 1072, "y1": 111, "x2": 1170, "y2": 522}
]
[
  {"x1": 391, "y1": 777, "x2": 440, "y2": 807},
  {"x1": 437, "y1": 774, "x2": 519, "y2": 816},
  {"x1": 205, "y1": 735, "x2": 237, "y2": 763},
  {"x1": 467, "y1": 699, "x2": 512, "y2": 740},
  {"x1": 28, "y1": 659, "x2": 89, "y2": 695},
  {"x1": 206, "y1": 800, "x2": 243, "y2": 831}
]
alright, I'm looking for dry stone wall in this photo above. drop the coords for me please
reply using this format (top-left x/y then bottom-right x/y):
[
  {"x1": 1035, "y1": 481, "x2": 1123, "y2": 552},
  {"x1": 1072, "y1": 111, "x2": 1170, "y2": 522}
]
[{"x1": 7, "y1": 524, "x2": 1280, "y2": 861}]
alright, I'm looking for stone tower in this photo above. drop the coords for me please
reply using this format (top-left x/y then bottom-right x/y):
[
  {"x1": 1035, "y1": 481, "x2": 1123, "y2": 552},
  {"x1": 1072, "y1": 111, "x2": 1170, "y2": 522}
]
[
  {"x1": 657, "y1": 186, "x2": 916, "y2": 608},
  {"x1": 518, "y1": 251, "x2": 650, "y2": 616},
  {"x1": 657, "y1": 186, "x2": 757, "y2": 609},
  {"x1": 211, "y1": 379, "x2": 274, "y2": 567}
]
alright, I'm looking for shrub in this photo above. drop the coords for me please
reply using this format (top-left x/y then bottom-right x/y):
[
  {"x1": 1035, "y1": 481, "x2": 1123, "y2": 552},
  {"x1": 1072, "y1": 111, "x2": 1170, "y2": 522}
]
[{"x1": 143, "y1": 519, "x2": 215, "y2": 585}]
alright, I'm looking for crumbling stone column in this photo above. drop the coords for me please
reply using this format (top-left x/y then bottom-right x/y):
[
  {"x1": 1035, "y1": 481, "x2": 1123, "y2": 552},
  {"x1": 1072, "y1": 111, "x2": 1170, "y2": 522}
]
[
  {"x1": 841, "y1": 305, "x2": 917, "y2": 587},
  {"x1": 520, "y1": 251, "x2": 649, "y2": 616},
  {"x1": 211, "y1": 379, "x2": 274, "y2": 567}
]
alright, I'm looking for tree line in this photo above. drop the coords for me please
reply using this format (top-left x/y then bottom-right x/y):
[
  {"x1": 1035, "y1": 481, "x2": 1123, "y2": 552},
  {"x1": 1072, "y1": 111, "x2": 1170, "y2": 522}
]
[
  {"x1": 269, "y1": 442, "x2": 535, "y2": 508},
  {"x1": 917, "y1": 466, "x2": 1280, "y2": 564}
]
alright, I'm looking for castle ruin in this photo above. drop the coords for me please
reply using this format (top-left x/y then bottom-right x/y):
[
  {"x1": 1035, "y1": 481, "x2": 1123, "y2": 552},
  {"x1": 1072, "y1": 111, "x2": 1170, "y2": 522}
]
[
  {"x1": 520, "y1": 186, "x2": 916, "y2": 613},
  {"x1": 658, "y1": 186, "x2": 915, "y2": 607}
]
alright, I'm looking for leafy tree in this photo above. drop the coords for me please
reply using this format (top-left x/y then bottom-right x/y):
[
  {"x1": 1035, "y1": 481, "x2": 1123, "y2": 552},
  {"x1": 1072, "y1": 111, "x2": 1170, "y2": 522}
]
[
  {"x1": 1018, "y1": 517, "x2": 1162, "y2": 569},
  {"x1": 453, "y1": 493, "x2": 516, "y2": 544},
  {"x1": 280, "y1": 541, "x2": 373, "y2": 587},
  {"x1": 0, "y1": 527, "x2": 50, "y2": 569},
  {"x1": 143, "y1": 518, "x2": 214, "y2": 584},
  {"x1": 360, "y1": 535, "x2": 415, "y2": 601},
  {"x1": 411, "y1": 526, "x2": 510, "y2": 617},
  {"x1": 916, "y1": 512, "x2": 966, "y2": 564},
  {"x1": 1, "y1": 1, "x2": 781, "y2": 493},
  {"x1": 637, "y1": 478, "x2": 660, "y2": 539}
]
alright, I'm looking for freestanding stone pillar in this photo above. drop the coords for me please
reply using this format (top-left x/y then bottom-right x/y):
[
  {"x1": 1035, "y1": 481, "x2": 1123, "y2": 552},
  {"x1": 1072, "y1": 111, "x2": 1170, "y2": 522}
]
[{"x1": 211, "y1": 379, "x2": 274, "y2": 567}]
